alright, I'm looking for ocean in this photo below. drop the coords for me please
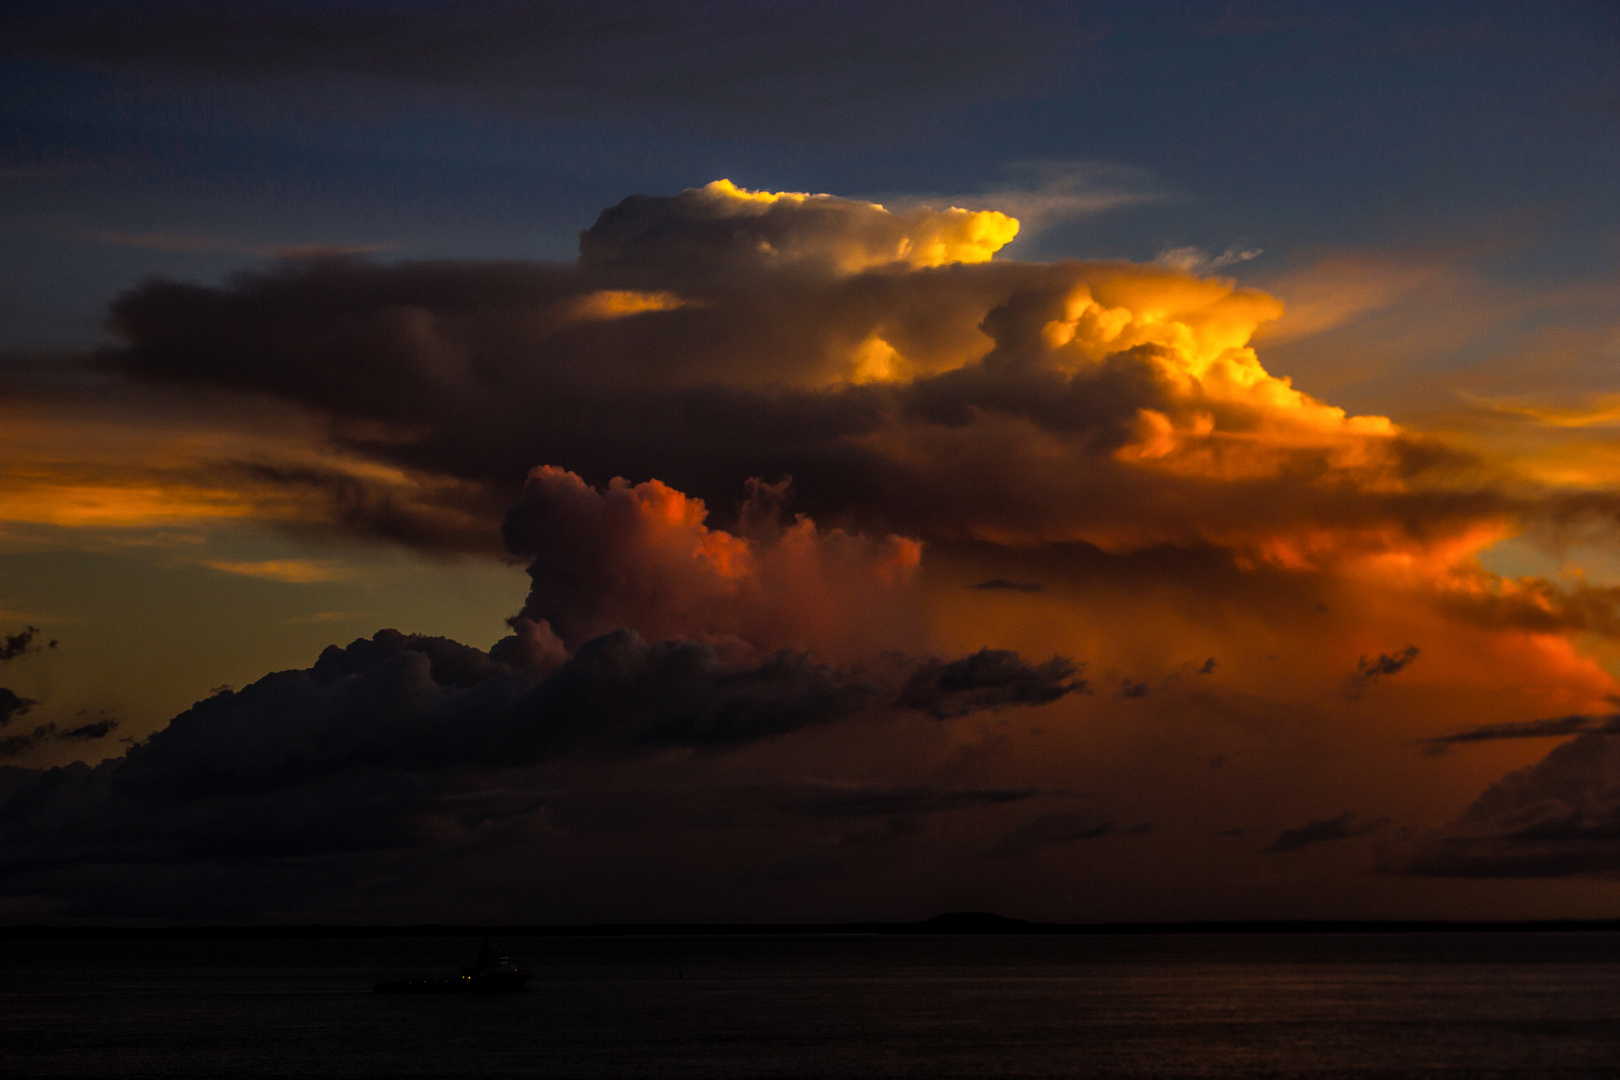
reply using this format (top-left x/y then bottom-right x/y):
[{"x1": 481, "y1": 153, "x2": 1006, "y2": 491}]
[{"x1": 8, "y1": 932, "x2": 1620, "y2": 1078}]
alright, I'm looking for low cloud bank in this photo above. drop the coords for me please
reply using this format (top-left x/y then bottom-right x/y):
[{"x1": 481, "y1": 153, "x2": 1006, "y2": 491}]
[
  {"x1": 0, "y1": 443, "x2": 1082, "y2": 911},
  {"x1": 0, "y1": 625, "x2": 1072, "y2": 889},
  {"x1": 1396, "y1": 733, "x2": 1620, "y2": 878}
]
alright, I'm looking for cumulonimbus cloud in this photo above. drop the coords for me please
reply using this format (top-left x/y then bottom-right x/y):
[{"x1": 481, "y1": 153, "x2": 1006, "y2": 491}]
[
  {"x1": 0, "y1": 453, "x2": 1076, "y2": 896},
  {"x1": 11, "y1": 179, "x2": 1620, "y2": 917},
  {"x1": 502, "y1": 466, "x2": 922, "y2": 658},
  {"x1": 74, "y1": 177, "x2": 1540, "y2": 580}
]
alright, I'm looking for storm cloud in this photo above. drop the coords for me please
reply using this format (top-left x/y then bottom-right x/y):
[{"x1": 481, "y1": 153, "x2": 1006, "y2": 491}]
[
  {"x1": 0, "y1": 623, "x2": 1076, "y2": 892},
  {"x1": 502, "y1": 465, "x2": 922, "y2": 658},
  {"x1": 894, "y1": 649, "x2": 1079, "y2": 720},
  {"x1": 78, "y1": 180, "x2": 1530, "y2": 586},
  {"x1": 1398, "y1": 734, "x2": 1620, "y2": 878},
  {"x1": 11, "y1": 179, "x2": 1620, "y2": 921}
]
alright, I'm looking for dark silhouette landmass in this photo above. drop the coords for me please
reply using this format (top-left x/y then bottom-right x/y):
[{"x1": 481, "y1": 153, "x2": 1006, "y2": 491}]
[{"x1": 8, "y1": 913, "x2": 1620, "y2": 940}]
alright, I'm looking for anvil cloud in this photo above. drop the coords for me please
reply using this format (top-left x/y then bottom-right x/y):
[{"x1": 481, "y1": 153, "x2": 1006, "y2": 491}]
[{"x1": 84, "y1": 181, "x2": 1505, "y2": 562}]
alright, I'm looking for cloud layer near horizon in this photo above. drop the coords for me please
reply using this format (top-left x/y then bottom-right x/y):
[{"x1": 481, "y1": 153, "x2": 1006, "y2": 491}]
[{"x1": 8, "y1": 180, "x2": 1620, "y2": 919}]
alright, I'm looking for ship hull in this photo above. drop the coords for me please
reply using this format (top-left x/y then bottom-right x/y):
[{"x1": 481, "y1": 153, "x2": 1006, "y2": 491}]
[{"x1": 468, "y1": 971, "x2": 532, "y2": 993}]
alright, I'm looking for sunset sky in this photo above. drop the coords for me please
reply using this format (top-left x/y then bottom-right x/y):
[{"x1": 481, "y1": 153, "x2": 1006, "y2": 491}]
[{"x1": 3, "y1": 1, "x2": 1620, "y2": 924}]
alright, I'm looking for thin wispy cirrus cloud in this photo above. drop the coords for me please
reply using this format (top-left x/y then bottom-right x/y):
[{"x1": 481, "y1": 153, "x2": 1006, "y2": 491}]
[
  {"x1": 973, "y1": 161, "x2": 1169, "y2": 231},
  {"x1": 1156, "y1": 245, "x2": 1264, "y2": 274},
  {"x1": 878, "y1": 160, "x2": 1169, "y2": 246}
]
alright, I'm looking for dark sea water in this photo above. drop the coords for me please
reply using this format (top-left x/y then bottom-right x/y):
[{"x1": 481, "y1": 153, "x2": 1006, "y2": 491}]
[{"x1": 8, "y1": 932, "x2": 1620, "y2": 1079}]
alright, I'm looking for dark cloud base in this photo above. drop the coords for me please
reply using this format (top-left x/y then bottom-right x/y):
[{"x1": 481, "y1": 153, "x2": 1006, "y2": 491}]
[
  {"x1": 1267, "y1": 812, "x2": 1385, "y2": 854},
  {"x1": 1343, "y1": 646, "x2": 1418, "y2": 701},
  {"x1": 1421, "y1": 714, "x2": 1620, "y2": 753},
  {"x1": 0, "y1": 626, "x2": 1079, "y2": 918},
  {"x1": 1396, "y1": 734, "x2": 1620, "y2": 878},
  {"x1": 1, "y1": 625, "x2": 56, "y2": 751}
]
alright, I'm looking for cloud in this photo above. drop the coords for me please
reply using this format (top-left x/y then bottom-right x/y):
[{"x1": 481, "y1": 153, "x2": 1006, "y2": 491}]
[
  {"x1": 983, "y1": 813, "x2": 1153, "y2": 859},
  {"x1": 1155, "y1": 246, "x2": 1263, "y2": 274},
  {"x1": 0, "y1": 688, "x2": 35, "y2": 728},
  {"x1": 774, "y1": 783, "x2": 1037, "y2": 819},
  {"x1": 280, "y1": 611, "x2": 369, "y2": 625},
  {"x1": 13, "y1": 179, "x2": 1620, "y2": 917},
  {"x1": 893, "y1": 648, "x2": 1078, "y2": 719},
  {"x1": 55, "y1": 716, "x2": 118, "y2": 742},
  {"x1": 1344, "y1": 646, "x2": 1419, "y2": 700},
  {"x1": 1464, "y1": 392, "x2": 1620, "y2": 430},
  {"x1": 1, "y1": 627, "x2": 50, "y2": 750},
  {"x1": 1265, "y1": 812, "x2": 1385, "y2": 853},
  {"x1": 1432, "y1": 576, "x2": 1620, "y2": 640},
  {"x1": 0, "y1": 617, "x2": 1075, "y2": 890},
  {"x1": 1, "y1": 626, "x2": 49, "y2": 661},
  {"x1": 0, "y1": 712, "x2": 122, "y2": 757},
  {"x1": 502, "y1": 466, "x2": 922, "y2": 656},
  {"x1": 1251, "y1": 253, "x2": 1447, "y2": 345},
  {"x1": 923, "y1": 161, "x2": 1166, "y2": 236},
  {"x1": 1396, "y1": 733, "x2": 1620, "y2": 877},
  {"x1": 0, "y1": 390, "x2": 510, "y2": 556},
  {"x1": 0, "y1": 723, "x2": 53, "y2": 758},
  {"x1": 965, "y1": 579, "x2": 1042, "y2": 592},
  {"x1": 0, "y1": 439, "x2": 1084, "y2": 915},
  {"x1": 83, "y1": 183, "x2": 1495, "y2": 581},
  {"x1": 526, "y1": 632, "x2": 881, "y2": 755},
  {"x1": 581, "y1": 180, "x2": 1019, "y2": 277},
  {"x1": 202, "y1": 559, "x2": 351, "y2": 584},
  {"x1": 1420, "y1": 713, "x2": 1620, "y2": 753}
]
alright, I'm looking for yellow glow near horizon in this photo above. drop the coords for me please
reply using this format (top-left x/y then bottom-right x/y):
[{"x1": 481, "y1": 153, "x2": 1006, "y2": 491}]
[{"x1": 201, "y1": 559, "x2": 351, "y2": 583}]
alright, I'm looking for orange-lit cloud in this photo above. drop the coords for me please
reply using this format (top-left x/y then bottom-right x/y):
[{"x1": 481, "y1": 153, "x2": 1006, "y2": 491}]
[
  {"x1": 201, "y1": 559, "x2": 351, "y2": 584},
  {"x1": 0, "y1": 394, "x2": 508, "y2": 556},
  {"x1": 502, "y1": 466, "x2": 921, "y2": 659},
  {"x1": 581, "y1": 178, "x2": 1020, "y2": 274},
  {"x1": 1465, "y1": 393, "x2": 1620, "y2": 430},
  {"x1": 9, "y1": 181, "x2": 1620, "y2": 919}
]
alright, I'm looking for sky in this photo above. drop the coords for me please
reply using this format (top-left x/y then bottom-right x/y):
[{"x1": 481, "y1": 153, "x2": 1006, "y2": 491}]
[{"x1": 2, "y1": 0, "x2": 1620, "y2": 924}]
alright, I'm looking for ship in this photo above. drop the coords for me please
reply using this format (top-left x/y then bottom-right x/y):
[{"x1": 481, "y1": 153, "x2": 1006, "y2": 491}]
[{"x1": 373, "y1": 937, "x2": 533, "y2": 994}]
